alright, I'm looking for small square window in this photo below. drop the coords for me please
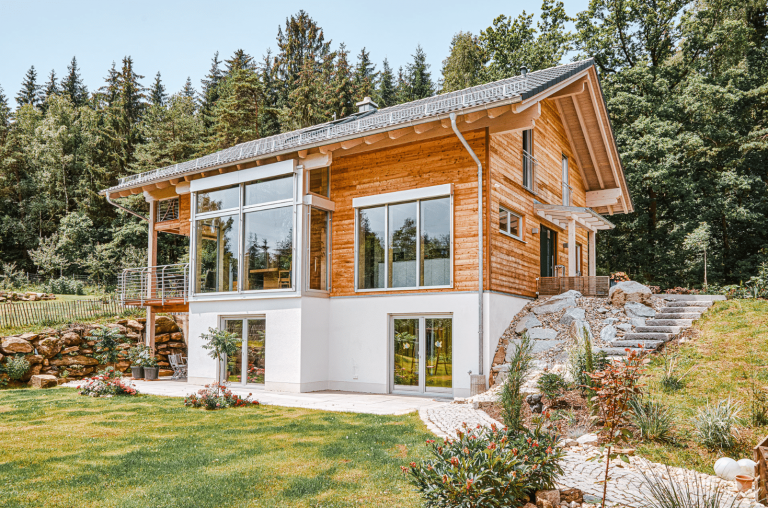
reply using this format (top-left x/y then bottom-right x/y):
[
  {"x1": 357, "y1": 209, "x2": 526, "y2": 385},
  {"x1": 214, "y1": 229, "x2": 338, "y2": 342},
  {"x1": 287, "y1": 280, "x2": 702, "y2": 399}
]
[{"x1": 499, "y1": 207, "x2": 522, "y2": 240}]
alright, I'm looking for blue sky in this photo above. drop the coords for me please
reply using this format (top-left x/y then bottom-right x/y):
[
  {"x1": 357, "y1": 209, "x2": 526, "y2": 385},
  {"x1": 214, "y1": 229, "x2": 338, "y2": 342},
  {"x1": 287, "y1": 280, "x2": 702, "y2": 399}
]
[{"x1": 0, "y1": 0, "x2": 590, "y2": 102}]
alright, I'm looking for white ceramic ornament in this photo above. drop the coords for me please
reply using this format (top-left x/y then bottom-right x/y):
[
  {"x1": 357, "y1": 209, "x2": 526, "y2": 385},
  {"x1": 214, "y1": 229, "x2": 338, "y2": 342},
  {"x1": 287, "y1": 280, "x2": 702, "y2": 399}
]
[
  {"x1": 737, "y1": 458, "x2": 757, "y2": 477},
  {"x1": 714, "y1": 457, "x2": 741, "y2": 481}
]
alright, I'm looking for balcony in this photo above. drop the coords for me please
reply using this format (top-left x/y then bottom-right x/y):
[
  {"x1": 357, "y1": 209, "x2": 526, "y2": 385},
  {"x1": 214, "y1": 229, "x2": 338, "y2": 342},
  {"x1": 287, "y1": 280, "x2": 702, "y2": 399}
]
[
  {"x1": 537, "y1": 276, "x2": 610, "y2": 297},
  {"x1": 119, "y1": 263, "x2": 189, "y2": 310}
]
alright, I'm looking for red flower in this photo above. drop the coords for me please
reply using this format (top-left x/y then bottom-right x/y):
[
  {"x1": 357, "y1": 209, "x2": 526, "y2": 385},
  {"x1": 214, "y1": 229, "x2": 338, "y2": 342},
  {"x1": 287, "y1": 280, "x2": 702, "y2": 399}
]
[
  {"x1": 410, "y1": 462, "x2": 416, "y2": 468},
  {"x1": 466, "y1": 479, "x2": 473, "y2": 490},
  {"x1": 487, "y1": 442, "x2": 497, "y2": 450},
  {"x1": 462, "y1": 447, "x2": 469, "y2": 455},
  {"x1": 450, "y1": 457, "x2": 459, "y2": 466},
  {"x1": 546, "y1": 446, "x2": 553, "y2": 454},
  {"x1": 442, "y1": 474, "x2": 448, "y2": 483},
  {"x1": 400, "y1": 466, "x2": 408, "y2": 473},
  {"x1": 533, "y1": 441, "x2": 539, "y2": 447}
]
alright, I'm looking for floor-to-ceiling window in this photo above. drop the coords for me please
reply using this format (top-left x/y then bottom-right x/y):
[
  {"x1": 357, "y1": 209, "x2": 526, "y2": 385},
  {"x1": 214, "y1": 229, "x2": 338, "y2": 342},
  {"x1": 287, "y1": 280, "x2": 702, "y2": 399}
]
[
  {"x1": 223, "y1": 317, "x2": 266, "y2": 385},
  {"x1": 392, "y1": 315, "x2": 452, "y2": 394}
]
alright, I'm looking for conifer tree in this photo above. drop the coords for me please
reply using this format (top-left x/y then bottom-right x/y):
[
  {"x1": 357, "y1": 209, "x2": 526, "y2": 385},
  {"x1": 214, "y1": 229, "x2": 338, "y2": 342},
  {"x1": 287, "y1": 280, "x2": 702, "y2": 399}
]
[
  {"x1": 395, "y1": 65, "x2": 410, "y2": 104},
  {"x1": 200, "y1": 52, "x2": 224, "y2": 131},
  {"x1": 326, "y1": 43, "x2": 356, "y2": 120},
  {"x1": 43, "y1": 70, "x2": 59, "y2": 101},
  {"x1": 182, "y1": 77, "x2": 196, "y2": 100},
  {"x1": 404, "y1": 45, "x2": 434, "y2": 100},
  {"x1": 149, "y1": 72, "x2": 168, "y2": 106},
  {"x1": 0, "y1": 85, "x2": 10, "y2": 129},
  {"x1": 211, "y1": 66, "x2": 262, "y2": 149},
  {"x1": 440, "y1": 32, "x2": 487, "y2": 93},
  {"x1": 61, "y1": 57, "x2": 89, "y2": 106},
  {"x1": 376, "y1": 58, "x2": 396, "y2": 107},
  {"x1": 225, "y1": 49, "x2": 254, "y2": 74},
  {"x1": 280, "y1": 54, "x2": 324, "y2": 130},
  {"x1": 258, "y1": 50, "x2": 281, "y2": 137},
  {"x1": 16, "y1": 66, "x2": 41, "y2": 108},
  {"x1": 354, "y1": 47, "x2": 378, "y2": 101}
]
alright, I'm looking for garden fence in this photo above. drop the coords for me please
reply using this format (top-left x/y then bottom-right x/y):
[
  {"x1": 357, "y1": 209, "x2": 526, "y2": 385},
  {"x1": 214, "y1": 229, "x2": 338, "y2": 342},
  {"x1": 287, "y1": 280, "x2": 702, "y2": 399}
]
[{"x1": 0, "y1": 297, "x2": 134, "y2": 330}]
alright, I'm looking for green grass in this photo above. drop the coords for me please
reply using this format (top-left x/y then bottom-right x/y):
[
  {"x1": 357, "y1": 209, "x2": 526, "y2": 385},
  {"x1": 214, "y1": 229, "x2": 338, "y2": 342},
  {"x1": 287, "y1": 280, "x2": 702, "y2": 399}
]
[
  {"x1": 0, "y1": 308, "x2": 145, "y2": 337},
  {"x1": 637, "y1": 299, "x2": 768, "y2": 473},
  {"x1": 0, "y1": 388, "x2": 431, "y2": 508}
]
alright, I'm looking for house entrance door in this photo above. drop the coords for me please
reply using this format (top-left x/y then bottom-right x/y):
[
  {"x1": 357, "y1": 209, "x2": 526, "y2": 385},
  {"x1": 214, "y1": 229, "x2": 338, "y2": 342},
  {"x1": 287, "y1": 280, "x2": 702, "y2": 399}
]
[
  {"x1": 540, "y1": 225, "x2": 557, "y2": 277},
  {"x1": 392, "y1": 316, "x2": 452, "y2": 395},
  {"x1": 222, "y1": 318, "x2": 266, "y2": 385}
]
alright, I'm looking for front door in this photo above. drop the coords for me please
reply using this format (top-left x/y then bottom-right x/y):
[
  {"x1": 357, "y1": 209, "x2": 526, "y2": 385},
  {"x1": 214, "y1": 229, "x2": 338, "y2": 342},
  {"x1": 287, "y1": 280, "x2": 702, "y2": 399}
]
[
  {"x1": 392, "y1": 316, "x2": 452, "y2": 395},
  {"x1": 540, "y1": 225, "x2": 557, "y2": 277},
  {"x1": 222, "y1": 318, "x2": 266, "y2": 385}
]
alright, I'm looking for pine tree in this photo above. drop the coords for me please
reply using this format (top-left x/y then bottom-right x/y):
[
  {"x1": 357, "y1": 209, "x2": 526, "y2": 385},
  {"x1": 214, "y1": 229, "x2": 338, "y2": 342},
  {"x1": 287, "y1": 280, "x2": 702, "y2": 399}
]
[
  {"x1": 16, "y1": 66, "x2": 41, "y2": 108},
  {"x1": 395, "y1": 65, "x2": 410, "y2": 104},
  {"x1": 326, "y1": 43, "x2": 356, "y2": 120},
  {"x1": 43, "y1": 70, "x2": 59, "y2": 101},
  {"x1": 98, "y1": 62, "x2": 120, "y2": 107},
  {"x1": 404, "y1": 45, "x2": 434, "y2": 100},
  {"x1": 200, "y1": 52, "x2": 224, "y2": 132},
  {"x1": 280, "y1": 54, "x2": 324, "y2": 130},
  {"x1": 258, "y1": 50, "x2": 281, "y2": 137},
  {"x1": 211, "y1": 66, "x2": 262, "y2": 149},
  {"x1": 61, "y1": 57, "x2": 89, "y2": 106},
  {"x1": 440, "y1": 32, "x2": 487, "y2": 93},
  {"x1": 225, "y1": 49, "x2": 254, "y2": 74},
  {"x1": 354, "y1": 47, "x2": 378, "y2": 101},
  {"x1": 182, "y1": 77, "x2": 196, "y2": 100},
  {"x1": 149, "y1": 72, "x2": 168, "y2": 106},
  {"x1": 376, "y1": 58, "x2": 396, "y2": 107},
  {"x1": 0, "y1": 85, "x2": 10, "y2": 129}
]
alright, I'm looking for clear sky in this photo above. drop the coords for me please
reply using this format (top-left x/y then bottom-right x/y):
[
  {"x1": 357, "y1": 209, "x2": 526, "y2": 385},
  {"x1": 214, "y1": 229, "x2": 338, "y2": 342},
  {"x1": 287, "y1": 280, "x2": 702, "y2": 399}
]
[{"x1": 0, "y1": 0, "x2": 590, "y2": 102}]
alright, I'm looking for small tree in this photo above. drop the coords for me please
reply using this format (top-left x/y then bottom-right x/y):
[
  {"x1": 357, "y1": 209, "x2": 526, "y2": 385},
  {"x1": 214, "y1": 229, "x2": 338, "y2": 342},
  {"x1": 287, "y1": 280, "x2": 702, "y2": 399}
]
[
  {"x1": 91, "y1": 326, "x2": 125, "y2": 365},
  {"x1": 500, "y1": 333, "x2": 534, "y2": 430},
  {"x1": 200, "y1": 327, "x2": 240, "y2": 384},
  {"x1": 683, "y1": 222, "x2": 711, "y2": 288}
]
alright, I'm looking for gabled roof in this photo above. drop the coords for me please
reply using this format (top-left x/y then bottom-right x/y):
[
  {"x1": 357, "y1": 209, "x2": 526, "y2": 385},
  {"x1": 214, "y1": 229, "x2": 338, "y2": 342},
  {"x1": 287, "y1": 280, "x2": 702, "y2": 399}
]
[{"x1": 105, "y1": 59, "x2": 595, "y2": 194}]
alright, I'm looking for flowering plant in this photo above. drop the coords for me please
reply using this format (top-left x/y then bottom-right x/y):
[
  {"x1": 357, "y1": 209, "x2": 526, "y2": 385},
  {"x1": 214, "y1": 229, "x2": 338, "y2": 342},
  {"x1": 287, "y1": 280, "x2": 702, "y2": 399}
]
[
  {"x1": 79, "y1": 374, "x2": 139, "y2": 397},
  {"x1": 405, "y1": 422, "x2": 564, "y2": 507},
  {"x1": 127, "y1": 344, "x2": 157, "y2": 367},
  {"x1": 184, "y1": 383, "x2": 260, "y2": 410}
]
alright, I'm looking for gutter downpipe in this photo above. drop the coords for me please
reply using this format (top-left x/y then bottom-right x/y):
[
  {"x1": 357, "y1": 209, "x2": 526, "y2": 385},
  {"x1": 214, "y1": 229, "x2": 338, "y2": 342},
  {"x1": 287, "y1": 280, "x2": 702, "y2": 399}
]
[
  {"x1": 449, "y1": 112, "x2": 483, "y2": 379},
  {"x1": 106, "y1": 192, "x2": 149, "y2": 222}
]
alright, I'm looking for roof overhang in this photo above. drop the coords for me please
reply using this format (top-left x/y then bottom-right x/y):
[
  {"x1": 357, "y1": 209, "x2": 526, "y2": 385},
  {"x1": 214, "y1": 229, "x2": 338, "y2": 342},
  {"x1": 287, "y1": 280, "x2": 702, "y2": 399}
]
[{"x1": 534, "y1": 203, "x2": 615, "y2": 232}]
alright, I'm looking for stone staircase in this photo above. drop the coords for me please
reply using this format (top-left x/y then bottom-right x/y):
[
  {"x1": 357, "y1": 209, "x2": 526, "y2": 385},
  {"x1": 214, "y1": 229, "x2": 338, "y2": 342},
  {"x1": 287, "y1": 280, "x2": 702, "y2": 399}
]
[{"x1": 597, "y1": 296, "x2": 724, "y2": 356}]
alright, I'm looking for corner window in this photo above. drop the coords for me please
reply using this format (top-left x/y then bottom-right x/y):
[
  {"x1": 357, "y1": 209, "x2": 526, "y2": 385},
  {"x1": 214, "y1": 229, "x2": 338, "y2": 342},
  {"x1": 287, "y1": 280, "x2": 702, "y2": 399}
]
[
  {"x1": 195, "y1": 215, "x2": 239, "y2": 293},
  {"x1": 243, "y1": 207, "x2": 293, "y2": 290},
  {"x1": 499, "y1": 207, "x2": 522, "y2": 240},
  {"x1": 308, "y1": 207, "x2": 330, "y2": 291},
  {"x1": 356, "y1": 195, "x2": 451, "y2": 290},
  {"x1": 196, "y1": 184, "x2": 240, "y2": 214}
]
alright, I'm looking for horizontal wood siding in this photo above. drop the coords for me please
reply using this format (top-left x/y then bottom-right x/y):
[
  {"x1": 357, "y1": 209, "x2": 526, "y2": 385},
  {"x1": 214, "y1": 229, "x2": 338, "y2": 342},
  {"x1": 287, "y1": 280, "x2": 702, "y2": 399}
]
[
  {"x1": 329, "y1": 131, "x2": 486, "y2": 297},
  {"x1": 489, "y1": 100, "x2": 590, "y2": 298}
]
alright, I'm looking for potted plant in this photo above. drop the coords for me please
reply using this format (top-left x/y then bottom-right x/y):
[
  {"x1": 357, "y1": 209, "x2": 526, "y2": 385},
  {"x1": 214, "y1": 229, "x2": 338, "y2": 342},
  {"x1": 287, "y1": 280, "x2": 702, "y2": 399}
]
[
  {"x1": 142, "y1": 349, "x2": 159, "y2": 381},
  {"x1": 127, "y1": 345, "x2": 145, "y2": 379}
]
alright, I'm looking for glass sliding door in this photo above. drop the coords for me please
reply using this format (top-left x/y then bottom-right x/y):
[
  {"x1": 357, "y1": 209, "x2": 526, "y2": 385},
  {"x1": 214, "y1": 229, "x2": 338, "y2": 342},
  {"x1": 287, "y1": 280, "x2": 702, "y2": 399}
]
[
  {"x1": 392, "y1": 316, "x2": 452, "y2": 395},
  {"x1": 221, "y1": 317, "x2": 266, "y2": 386}
]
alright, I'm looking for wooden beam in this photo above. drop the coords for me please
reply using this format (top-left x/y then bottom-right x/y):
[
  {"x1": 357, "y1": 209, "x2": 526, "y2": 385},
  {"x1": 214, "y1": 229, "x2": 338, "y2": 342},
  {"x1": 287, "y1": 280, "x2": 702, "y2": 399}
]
[
  {"x1": 276, "y1": 154, "x2": 290, "y2": 162},
  {"x1": 465, "y1": 111, "x2": 487, "y2": 124},
  {"x1": 169, "y1": 178, "x2": 179, "y2": 185},
  {"x1": 340, "y1": 138, "x2": 364, "y2": 150},
  {"x1": 489, "y1": 102, "x2": 541, "y2": 134},
  {"x1": 364, "y1": 133, "x2": 386, "y2": 145},
  {"x1": 298, "y1": 149, "x2": 308, "y2": 159},
  {"x1": 572, "y1": 96, "x2": 605, "y2": 189},
  {"x1": 256, "y1": 159, "x2": 265, "y2": 166},
  {"x1": 586, "y1": 188, "x2": 622, "y2": 208},
  {"x1": 547, "y1": 77, "x2": 588, "y2": 100},
  {"x1": 155, "y1": 181, "x2": 171, "y2": 190},
  {"x1": 184, "y1": 175, "x2": 193, "y2": 182},
  {"x1": 555, "y1": 98, "x2": 590, "y2": 192},
  {"x1": 413, "y1": 122, "x2": 436, "y2": 134},
  {"x1": 486, "y1": 105, "x2": 511, "y2": 119},
  {"x1": 218, "y1": 167, "x2": 226, "y2": 173},
  {"x1": 118, "y1": 190, "x2": 131, "y2": 198},
  {"x1": 319, "y1": 143, "x2": 341, "y2": 154},
  {"x1": 388, "y1": 127, "x2": 411, "y2": 139}
]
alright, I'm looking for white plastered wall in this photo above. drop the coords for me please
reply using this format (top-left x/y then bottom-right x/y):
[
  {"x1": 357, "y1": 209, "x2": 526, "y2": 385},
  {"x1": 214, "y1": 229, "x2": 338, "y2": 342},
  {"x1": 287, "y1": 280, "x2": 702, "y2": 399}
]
[{"x1": 484, "y1": 292, "x2": 531, "y2": 379}]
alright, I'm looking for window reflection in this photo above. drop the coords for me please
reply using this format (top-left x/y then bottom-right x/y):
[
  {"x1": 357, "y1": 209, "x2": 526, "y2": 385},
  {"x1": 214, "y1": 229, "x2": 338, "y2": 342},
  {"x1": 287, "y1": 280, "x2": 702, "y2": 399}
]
[
  {"x1": 195, "y1": 215, "x2": 239, "y2": 293},
  {"x1": 245, "y1": 175, "x2": 293, "y2": 206},
  {"x1": 358, "y1": 206, "x2": 385, "y2": 289},
  {"x1": 420, "y1": 198, "x2": 450, "y2": 286},
  {"x1": 389, "y1": 202, "x2": 417, "y2": 288},
  {"x1": 309, "y1": 208, "x2": 329, "y2": 291},
  {"x1": 196, "y1": 185, "x2": 240, "y2": 213},
  {"x1": 243, "y1": 207, "x2": 293, "y2": 290}
]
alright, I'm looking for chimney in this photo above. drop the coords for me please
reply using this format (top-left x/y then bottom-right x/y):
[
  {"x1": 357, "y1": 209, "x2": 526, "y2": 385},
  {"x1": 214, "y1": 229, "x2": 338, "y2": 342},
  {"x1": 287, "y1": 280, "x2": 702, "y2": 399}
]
[
  {"x1": 520, "y1": 64, "x2": 528, "y2": 77},
  {"x1": 356, "y1": 96, "x2": 378, "y2": 113}
]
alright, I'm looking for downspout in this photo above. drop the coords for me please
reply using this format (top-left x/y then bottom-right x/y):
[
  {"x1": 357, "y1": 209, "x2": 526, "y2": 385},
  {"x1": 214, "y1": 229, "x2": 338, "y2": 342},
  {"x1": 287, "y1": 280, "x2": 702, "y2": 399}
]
[
  {"x1": 449, "y1": 113, "x2": 484, "y2": 377},
  {"x1": 106, "y1": 192, "x2": 148, "y2": 221}
]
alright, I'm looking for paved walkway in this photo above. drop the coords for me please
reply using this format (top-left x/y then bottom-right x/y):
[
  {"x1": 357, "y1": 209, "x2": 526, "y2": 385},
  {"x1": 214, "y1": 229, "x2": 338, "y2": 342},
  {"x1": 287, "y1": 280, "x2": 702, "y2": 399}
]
[{"x1": 68, "y1": 378, "x2": 448, "y2": 416}]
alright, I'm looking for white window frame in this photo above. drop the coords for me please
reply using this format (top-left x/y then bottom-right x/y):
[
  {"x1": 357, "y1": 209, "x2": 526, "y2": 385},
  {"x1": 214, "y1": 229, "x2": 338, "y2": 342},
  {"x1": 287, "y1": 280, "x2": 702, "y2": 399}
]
[
  {"x1": 499, "y1": 206, "x2": 524, "y2": 241},
  {"x1": 354, "y1": 185, "x2": 453, "y2": 292},
  {"x1": 562, "y1": 154, "x2": 572, "y2": 206},
  {"x1": 304, "y1": 206, "x2": 332, "y2": 293},
  {"x1": 389, "y1": 313, "x2": 454, "y2": 396},
  {"x1": 218, "y1": 315, "x2": 267, "y2": 389}
]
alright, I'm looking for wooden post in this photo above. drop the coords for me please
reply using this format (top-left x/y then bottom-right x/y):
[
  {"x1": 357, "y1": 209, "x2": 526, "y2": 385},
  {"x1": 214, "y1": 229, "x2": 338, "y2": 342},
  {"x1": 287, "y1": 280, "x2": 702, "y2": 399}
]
[
  {"x1": 588, "y1": 230, "x2": 597, "y2": 277},
  {"x1": 146, "y1": 307, "x2": 156, "y2": 351},
  {"x1": 568, "y1": 217, "x2": 577, "y2": 276}
]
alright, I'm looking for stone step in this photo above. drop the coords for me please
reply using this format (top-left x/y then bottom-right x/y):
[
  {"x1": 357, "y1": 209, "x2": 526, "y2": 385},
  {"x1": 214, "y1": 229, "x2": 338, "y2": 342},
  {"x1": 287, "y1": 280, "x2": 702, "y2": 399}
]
[
  {"x1": 624, "y1": 332, "x2": 674, "y2": 341},
  {"x1": 665, "y1": 300, "x2": 714, "y2": 308},
  {"x1": 609, "y1": 340, "x2": 664, "y2": 350},
  {"x1": 659, "y1": 307, "x2": 708, "y2": 314},
  {"x1": 636, "y1": 326, "x2": 682, "y2": 334},
  {"x1": 595, "y1": 347, "x2": 646, "y2": 356},
  {"x1": 646, "y1": 318, "x2": 694, "y2": 327},
  {"x1": 654, "y1": 312, "x2": 701, "y2": 319}
]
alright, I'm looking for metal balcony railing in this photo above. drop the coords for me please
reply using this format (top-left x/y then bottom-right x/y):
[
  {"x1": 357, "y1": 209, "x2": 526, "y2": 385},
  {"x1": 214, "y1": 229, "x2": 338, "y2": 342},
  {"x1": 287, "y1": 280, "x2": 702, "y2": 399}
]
[
  {"x1": 522, "y1": 150, "x2": 538, "y2": 194},
  {"x1": 157, "y1": 198, "x2": 180, "y2": 223},
  {"x1": 562, "y1": 182, "x2": 573, "y2": 206},
  {"x1": 537, "y1": 276, "x2": 611, "y2": 297},
  {"x1": 118, "y1": 263, "x2": 189, "y2": 305}
]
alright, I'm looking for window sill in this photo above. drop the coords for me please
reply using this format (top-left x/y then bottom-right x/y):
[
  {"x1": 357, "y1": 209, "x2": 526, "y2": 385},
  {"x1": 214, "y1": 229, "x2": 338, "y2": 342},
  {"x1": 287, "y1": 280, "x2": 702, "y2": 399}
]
[{"x1": 500, "y1": 230, "x2": 526, "y2": 243}]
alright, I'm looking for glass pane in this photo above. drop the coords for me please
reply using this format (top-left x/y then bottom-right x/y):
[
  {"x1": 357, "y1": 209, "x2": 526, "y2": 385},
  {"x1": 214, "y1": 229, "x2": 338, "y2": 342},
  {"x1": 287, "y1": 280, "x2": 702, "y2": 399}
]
[
  {"x1": 394, "y1": 319, "x2": 419, "y2": 387},
  {"x1": 225, "y1": 320, "x2": 243, "y2": 383},
  {"x1": 509, "y1": 214, "x2": 520, "y2": 238},
  {"x1": 420, "y1": 198, "x2": 450, "y2": 287},
  {"x1": 389, "y1": 202, "x2": 417, "y2": 288},
  {"x1": 195, "y1": 215, "x2": 239, "y2": 293},
  {"x1": 308, "y1": 167, "x2": 329, "y2": 197},
  {"x1": 309, "y1": 208, "x2": 329, "y2": 291},
  {"x1": 245, "y1": 175, "x2": 293, "y2": 206},
  {"x1": 499, "y1": 208, "x2": 508, "y2": 233},
  {"x1": 246, "y1": 319, "x2": 265, "y2": 384},
  {"x1": 243, "y1": 206, "x2": 293, "y2": 290},
  {"x1": 196, "y1": 185, "x2": 240, "y2": 213},
  {"x1": 425, "y1": 318, "x2": 452, "y2": 389},
  {"x1": 357, "y1": 207, "x2": 385, "y2": 289}
]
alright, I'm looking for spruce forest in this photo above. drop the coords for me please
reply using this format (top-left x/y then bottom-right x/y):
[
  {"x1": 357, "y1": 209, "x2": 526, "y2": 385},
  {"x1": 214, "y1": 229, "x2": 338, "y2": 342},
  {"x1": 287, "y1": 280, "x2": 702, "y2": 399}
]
[{"x1": 0, "y1": 1, "x2": 766, "y2": 290}]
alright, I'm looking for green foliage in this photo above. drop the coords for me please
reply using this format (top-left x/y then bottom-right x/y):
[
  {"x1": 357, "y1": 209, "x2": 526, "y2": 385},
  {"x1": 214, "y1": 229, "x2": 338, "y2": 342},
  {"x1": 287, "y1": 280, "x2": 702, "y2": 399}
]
[
  {"x1": 440, "y1": 32, "x2": 487, "y2": 93},
  {"x1": 200, "y1": 327, "x2": 239, "y2": 383},
  {"x1": 500, "y1": 333, "x2": 534, "y2": 430},
  {"x1": 569, "y1": 329, "x2": 608, "y2": 396},
  {"x1": 127, "y1": 344, "x2": 155, "y2": 368},
  {"x1": 42, "y1": 277, "x2": 85, "y2": 295},
  {"x1": 637, "y1": 464, "x2": 737, "y2": 508},
  {"x1": 90, "y1": 325, "x2": 124, "y2": 364},
  {"x1": 184, "y1": 383, "x2": 259, "y2": 410},
  {"x1": 659, "y1": 353, "x2": 694, "y2": 392},
  {"x1": 749, "y1": 378, "x2": 768, "y2": 426},
  {"x1": 693, "y1": 398, "x2": 741, "y2": 450},
  {"x1": 406, "y1": 423, "x2": 564, "y2": 507},
  {"x1": 629, "y1": 397, "x2": 674, "y2": 443},
  {"x1": 537, "y1": 372, "x2": 569, "y2": 402},
  {"x1": 5, "y1": 354, "x2": 30, "y2": 380}
]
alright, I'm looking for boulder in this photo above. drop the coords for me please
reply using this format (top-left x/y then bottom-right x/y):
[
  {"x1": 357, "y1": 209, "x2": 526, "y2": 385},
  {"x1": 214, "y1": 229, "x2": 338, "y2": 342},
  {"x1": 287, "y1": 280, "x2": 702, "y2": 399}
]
[
  {"x1": 106, "y1": 324, "x2": 128, "y2": 335},
  {"x1": 533, "y1": 297, "x2": 576, "y2": 316},
  {"x1": 631, "y1": 318, "x2": 647, "y2": 327},
  {"x1": 155, "y1": 333, "x2": 171, "y2": 344},
  {"x1": 30, "y1": 374, "x2": 58, "y2": 388},
  {"x1": 168, "y1": 342, "x2": 186, "y2": 349},
  {"x1": 1, "y1": 337, "x2": 34, "y2": 354},
  {"x1": 125, "y1": 332, "x2": 141, "y2": 342},
  {"x1": 60, "y1": 332, "x2": 82, "y2": 347},
  {"x1": 600, "y1": 324, "x2": 617, "y2": 343},
  {"x1": 25, "y1": 354, "x2": 43, "y2": 365},
  {"x1": 527, "y1": 327, "x2": 558, "y2": 340},
  {"x1": 560, "y1": 489, "x2": 583, "y2": 504},
  {"x1": 155, "y1": 316, "x2": 179, "y2": 335},
  {"x1": 609, "y1": 281, "x2": 652, "y2": 306},
  {"x1": 24, "y1": 364, "x2": 42, "y2": 381},
  {"x1": 568, "y1": 320, "x2": 593, "y2": 341},
  {"x1": 576, "y1": 433, "x2": 599, "y2": 446},
  {"x1": 159, "y1": 369, "x2": 174, "y2": 377},
  {"x1": 507, "y1": 339, "x2": 562, "y2": 358},
  {"x1": 49, "y1": 355, "x2": 100, "y2": 367},
  {"x1": 19, "y1": 332, "x2": 39, "y2": 342},
  {"x1": 559, "y1": 307, "x2": 585, "y2": 326},
  {"x1": 515, "y1": 314, "x2": 542, "y2": 334},
  {"x1": 617, "y1": 323, "x2": 633, "y2": 332},
  {"x1": 170, "y1": 332, "x2": 184, "y2": 342},
  {"x1": 603, "y1": 318, "x2": 618, "y2": 324},
  {"x1": 624, "y1": 301, "x2": 656, "y2": 318},
  {"x1": 125, "y1": 319, "x2": 144, "y2": 332},
  {"x1": 535, "y1": 490, "x2": 560, "y2": 507}
]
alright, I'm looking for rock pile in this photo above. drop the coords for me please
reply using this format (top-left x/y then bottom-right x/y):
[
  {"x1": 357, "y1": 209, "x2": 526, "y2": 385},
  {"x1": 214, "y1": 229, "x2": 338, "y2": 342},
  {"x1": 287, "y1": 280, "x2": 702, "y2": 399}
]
[
  {"x1": 0, "y1": 315, "x2": 186, "y2": 384},
  {"x1": 0, "y1": 291, "x2": 56, "y2": 302}
]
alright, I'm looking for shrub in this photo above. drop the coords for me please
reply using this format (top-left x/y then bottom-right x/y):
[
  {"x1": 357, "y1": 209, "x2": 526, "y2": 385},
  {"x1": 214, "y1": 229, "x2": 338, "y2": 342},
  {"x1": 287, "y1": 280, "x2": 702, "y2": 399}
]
[
  {"x1": 184, "y1": 383, "x2": 260, "y2": 410},
  {"x1": 5, "y1": 355, "x2": 30, "y2": 380},
  {"x1": 79, "y1": 374, "x2": 139, "y2": 397},
  {"x1": 90, "y1": 326, "x2": 125, "y2": 364},
  {"x1": 568, "y1": 331, "x2": 608, "y2": 395},
  {"x1": 406, "y1": 422, "x2": 564, "y2": 508},
  {"x1": 749, "y1": 377, "x2": 768, "y2": 427},
  {"x1": 693, "y1": 398, "x2": 741, "y2": 450},
  {"x1": 500, "y1": 333, "x2": 534, "y2": 430},
  {"x1": 42, "y1": 277, "x2": 85, "y2": 295},
  {"x1": 537, "y1": 372, "x2": 569, "y2": 402},
  {"x1": 637, "y1": 463, "x2": 736, "y2": 508},
  {"x1": 629, "y1": 397, "x2": 674, "y2": 443}
]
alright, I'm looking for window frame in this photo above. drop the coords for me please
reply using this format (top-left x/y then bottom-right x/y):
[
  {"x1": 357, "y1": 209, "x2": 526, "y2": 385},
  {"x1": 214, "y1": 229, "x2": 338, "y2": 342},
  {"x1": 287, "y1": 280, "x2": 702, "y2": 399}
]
[
  {"x1": 354, "y1": 188, "x2": 453, "y2": 292},
  {"x1": 304, "y1": 206, "x2": 332, "y2": 293},
  {"x1": 522, "y1": 129, "x2": 535, "y2": 193},
  {"x1": 562, "y1": 154, "x2": 572, "y2": 206},
  {"x1": 498, "y1": 206, "x2": 524, "y2": 242}
]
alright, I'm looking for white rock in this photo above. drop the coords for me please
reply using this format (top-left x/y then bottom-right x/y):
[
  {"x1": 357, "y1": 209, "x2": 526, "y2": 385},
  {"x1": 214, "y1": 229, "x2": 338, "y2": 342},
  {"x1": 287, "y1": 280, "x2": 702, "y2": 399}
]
[
  {"x1": 617, "y1": 323, "x2": 633, "y2": 332},
  {"x1": 714, "y1": 457, "x2": 741, "y2": 481},
  {"x1": 738, "y1": 458, "x2": 757, "y2": 476},
  {"x1": 515, "y1": 314, "x2": 542, "y2": 334},
  {"x1": 609, "y1": 280, "x2": 652, "y2": 306},
  {"x1": 577, "y1": 433, "x2": 599, "y2": 446},
  {"x1": 600, "y1": 324, "x2": 617, "y2": 343},
  {"x1": 569, "y1": 320, "x2": 593, "y2": 341},
  {"x1": 528, "y1": 327, "x2": 559, "y2": 340},
  {"x1": 560, "y1": 307, "x2": 586, "y2": 326},
  {"x1": 596, "y1": 307, "x2": 610, "y2": 313},
  {"x1": 551, "y1": 290, "x2": 582, "y2": 300},
  {"x1": 533, "y1": 298, "x2": 577, "y2": 315},
  {"x1": 603, "y1": 318, "x2": 618, "y2": 324},
  {"x1": 631, "y1": 318, "x2": 647, "y2": 327},
  {"x1": 625, "y1": 302, "x2": 656, "y2": 318}
]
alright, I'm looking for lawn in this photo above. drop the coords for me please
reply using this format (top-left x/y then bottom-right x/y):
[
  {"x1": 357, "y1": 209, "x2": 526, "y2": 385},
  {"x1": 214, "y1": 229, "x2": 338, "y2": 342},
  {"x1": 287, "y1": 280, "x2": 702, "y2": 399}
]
[
  {"x1": 0, "y1": 388, "x2": 432, "y2": 508},
  {"x1": 637, "y1": 299, "x2": 768, "y2": 472}
]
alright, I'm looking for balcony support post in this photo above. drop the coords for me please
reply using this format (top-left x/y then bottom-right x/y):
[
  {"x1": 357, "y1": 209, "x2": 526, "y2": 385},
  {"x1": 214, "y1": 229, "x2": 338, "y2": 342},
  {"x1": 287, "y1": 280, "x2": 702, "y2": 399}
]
[
  {"x1": 588, "y1": 229, "x2": 596, "y2": 277},
  {"x1": 568, "y1": 217, "x2": 577, "y2": 276},
  {"x1": 146, "y1": 197, "x2": 157, "y2": 352}
]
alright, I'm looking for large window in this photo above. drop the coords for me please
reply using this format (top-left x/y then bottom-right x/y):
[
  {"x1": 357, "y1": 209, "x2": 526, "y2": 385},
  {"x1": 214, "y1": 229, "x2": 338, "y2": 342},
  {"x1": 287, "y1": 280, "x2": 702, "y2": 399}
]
[
  {"x1": 357, "y1": 196, "x2": 451, "y2": 290},
  {"x1": 193, "y1": 172, "x2": 295, "y2": 294}
]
